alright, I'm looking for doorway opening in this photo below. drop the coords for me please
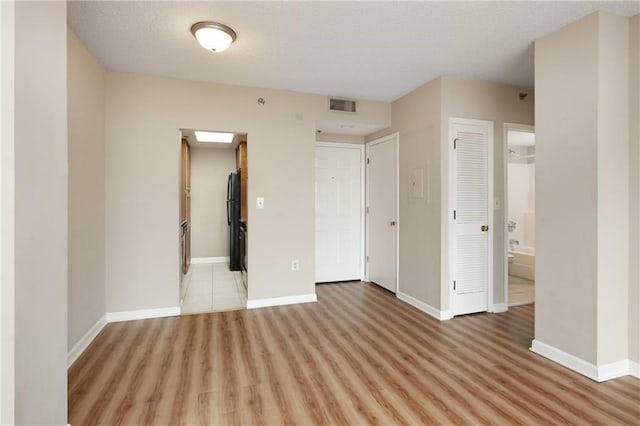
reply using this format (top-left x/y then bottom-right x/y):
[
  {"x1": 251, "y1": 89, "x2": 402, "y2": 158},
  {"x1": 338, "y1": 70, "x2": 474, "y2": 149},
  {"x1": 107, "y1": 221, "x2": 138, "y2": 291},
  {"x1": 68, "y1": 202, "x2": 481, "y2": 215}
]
[
  {"x1": 504, "y1": 124, "x2": 535, "y2": 307},
  {"x1": 179, "y1": 128, "x2": 248, "y2": 314}
]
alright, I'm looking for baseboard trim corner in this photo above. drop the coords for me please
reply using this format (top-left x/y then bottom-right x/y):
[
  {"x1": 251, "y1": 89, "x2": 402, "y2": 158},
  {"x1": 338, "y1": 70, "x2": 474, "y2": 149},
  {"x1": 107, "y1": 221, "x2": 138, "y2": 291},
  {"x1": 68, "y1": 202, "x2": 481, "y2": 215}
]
[
  {"x1": 67, "y1": 314, "x2": 107, "y2": 368},
  {"x1": 531, "y1": 339, "x2": 638, "y2": 382},
  {"x1": 190, "y1": 257, "x2": 229, "y2": 264},
  {"x1": 247, "y1": 293, "x2": 317, "y2": 309},
  {"x1": 630, "y1": 361, "x2": 640, "y2": 378},
  {"x1": 396, "y1": 291, "x2": 451, "y2": 321},
  {"x1": 491, "y1": 303, "x2": 508, "y2": 313},
  {"x1": 106, "y1": 306, "x2": 180, "y2": 323}
]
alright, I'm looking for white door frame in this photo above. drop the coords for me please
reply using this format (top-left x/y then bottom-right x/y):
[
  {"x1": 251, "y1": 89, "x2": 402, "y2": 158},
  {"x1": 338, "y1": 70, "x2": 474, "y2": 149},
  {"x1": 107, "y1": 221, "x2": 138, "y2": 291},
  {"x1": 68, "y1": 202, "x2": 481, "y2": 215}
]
[
  {"x1": 315, "y1": 141, "x2": 366, "y2": 281},
  {"x1": 503, "y1": 123, "x2": 535, "y2": 308},
  {"x1": 365, "y1": 132, "x2": 400, "y2": 292},
  {"x1": 446, "y1": 117, "x2": 494, "y2": 316}
]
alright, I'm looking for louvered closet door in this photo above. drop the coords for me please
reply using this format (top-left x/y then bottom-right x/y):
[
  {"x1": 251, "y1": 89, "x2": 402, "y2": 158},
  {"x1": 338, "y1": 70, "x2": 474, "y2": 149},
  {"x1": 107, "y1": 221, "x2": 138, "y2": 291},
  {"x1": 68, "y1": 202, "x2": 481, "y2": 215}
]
[{"x1": 452, "y1": 121, "x2": 491, "y2": 316}]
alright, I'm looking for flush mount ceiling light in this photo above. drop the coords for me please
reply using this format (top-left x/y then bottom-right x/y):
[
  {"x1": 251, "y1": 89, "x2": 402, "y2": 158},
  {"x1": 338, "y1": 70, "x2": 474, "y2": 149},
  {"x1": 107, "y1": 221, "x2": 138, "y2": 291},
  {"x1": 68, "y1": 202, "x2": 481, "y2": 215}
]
[
  {"x1": 194, "y1": 131, "x2": 235, "y2": 143},
  {"x1": 190, "y1": 21, "x2": 237, "y2": 53}
]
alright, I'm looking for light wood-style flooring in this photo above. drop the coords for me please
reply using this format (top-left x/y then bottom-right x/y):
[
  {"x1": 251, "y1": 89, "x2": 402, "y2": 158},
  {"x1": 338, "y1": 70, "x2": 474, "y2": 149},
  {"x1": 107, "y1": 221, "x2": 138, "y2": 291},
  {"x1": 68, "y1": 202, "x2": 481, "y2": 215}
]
[
  {"x1": 69, "y1": 282, "x2": 639, "y2": 425},
  {"x1": 509, "y1": 275, "x2": 535, "y2": 306}
]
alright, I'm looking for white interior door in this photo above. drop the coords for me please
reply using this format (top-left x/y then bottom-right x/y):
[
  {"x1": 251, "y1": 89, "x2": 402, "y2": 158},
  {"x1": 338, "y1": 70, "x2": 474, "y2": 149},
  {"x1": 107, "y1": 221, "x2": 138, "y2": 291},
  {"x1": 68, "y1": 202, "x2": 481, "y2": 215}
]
[
  {"x1": 315, "y1": 144, "x2": 363, "y2": 282},
  {"x1": 451, "y1": 119, "x2": 493, "y2": 315},
  {"x1": 367, "y1": 135, "x2": 398, "y2": 292}
]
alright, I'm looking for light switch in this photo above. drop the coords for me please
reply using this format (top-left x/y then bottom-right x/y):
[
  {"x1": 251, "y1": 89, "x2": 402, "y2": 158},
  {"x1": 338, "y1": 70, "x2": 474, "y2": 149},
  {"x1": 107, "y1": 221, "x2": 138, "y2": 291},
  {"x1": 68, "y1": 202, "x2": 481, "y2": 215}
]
[{"x1": 256, "y1": 197, "x2": 264, "y2": 209}]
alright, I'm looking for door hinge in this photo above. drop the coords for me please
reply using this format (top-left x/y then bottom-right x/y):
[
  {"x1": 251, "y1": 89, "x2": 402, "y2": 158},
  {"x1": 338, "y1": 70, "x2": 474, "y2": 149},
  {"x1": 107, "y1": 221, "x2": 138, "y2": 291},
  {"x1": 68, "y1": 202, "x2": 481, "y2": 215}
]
[
  {"x1": 453, "y1": 210, "x2": 457, "y2": 220},
  {"x1": 453, "y1": 138, "x2": 459, "y2": 149},
  {"x1": 366, "y1": 207, "x2": 369, "y2": 214},
  {"x1": 366, "y1": 256, "x2": 369, "y2": 263},
  {"x1": 453, "y1": 280, "x2": 456, "y2": 291},
  {"x1": 367, "y1": 158, "x2": 370, "y2": 165}
]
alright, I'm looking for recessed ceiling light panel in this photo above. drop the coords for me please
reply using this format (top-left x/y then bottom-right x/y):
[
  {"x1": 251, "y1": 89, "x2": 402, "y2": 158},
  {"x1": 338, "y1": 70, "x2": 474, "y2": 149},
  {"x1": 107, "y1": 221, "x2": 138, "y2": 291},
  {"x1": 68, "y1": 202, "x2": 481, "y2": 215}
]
[
  {"x1": 194, "y1": 131, "x2": 235, "y2": 143},
  {"x1": 191, "y1": 21, "x2": 237, "y2": 53}
]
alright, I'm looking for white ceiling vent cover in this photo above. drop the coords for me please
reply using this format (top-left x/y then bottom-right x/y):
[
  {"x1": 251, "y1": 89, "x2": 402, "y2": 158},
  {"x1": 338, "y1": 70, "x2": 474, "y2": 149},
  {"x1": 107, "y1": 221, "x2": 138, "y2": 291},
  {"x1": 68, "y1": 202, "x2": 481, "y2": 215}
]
[{"x1": 329, "y1": 97, "x2": 357, "y2": 113}]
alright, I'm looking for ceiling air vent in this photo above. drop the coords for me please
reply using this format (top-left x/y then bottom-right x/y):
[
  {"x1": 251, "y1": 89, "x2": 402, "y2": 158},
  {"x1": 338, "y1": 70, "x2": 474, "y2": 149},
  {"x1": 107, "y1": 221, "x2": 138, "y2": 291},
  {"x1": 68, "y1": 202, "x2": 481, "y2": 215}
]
[{"x1": 329, "y1": 97, "x2": 357, "y2": 113}]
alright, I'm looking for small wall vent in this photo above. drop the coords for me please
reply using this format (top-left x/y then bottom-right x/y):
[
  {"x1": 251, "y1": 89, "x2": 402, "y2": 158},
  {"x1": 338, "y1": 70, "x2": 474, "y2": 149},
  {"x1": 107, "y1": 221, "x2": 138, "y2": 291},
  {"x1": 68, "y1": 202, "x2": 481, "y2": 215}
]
[{"x1": 329, "y1": 97, "x2": 357, "y2": 113}]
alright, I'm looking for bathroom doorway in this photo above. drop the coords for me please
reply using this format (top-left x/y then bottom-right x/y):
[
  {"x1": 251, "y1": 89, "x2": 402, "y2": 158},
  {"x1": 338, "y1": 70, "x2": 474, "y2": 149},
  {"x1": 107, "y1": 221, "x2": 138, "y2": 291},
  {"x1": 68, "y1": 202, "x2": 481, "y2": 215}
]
[{"x1": 504, "y1": 124, "x2": 535, "y2": 307}]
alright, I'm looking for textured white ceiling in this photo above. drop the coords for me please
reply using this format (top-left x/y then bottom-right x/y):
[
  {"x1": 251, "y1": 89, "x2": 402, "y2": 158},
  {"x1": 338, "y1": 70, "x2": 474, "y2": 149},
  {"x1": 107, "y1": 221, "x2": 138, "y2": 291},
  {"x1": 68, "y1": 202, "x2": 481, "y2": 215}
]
[{"x1": 68, "y1": 1, "x2": 639, "y2": 102}]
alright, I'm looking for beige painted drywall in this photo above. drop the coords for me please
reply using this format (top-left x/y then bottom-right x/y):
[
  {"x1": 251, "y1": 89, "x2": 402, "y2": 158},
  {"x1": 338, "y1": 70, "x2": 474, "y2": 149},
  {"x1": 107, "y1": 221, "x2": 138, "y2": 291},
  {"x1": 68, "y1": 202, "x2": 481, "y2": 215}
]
[
  {"x1": 367, "y1": 77, "x2": 443, "y2": 308},
  {"x1": 366, "y1": 76, "x2": 534, "y2": 312},
  {"x1": 105, "y1": 72, "x2": 390, "y2": 311},
  {"x1": 535, "y1": 12, "x2": 599, "y2": 364},
  {"x1": 316, "y1": 133, "x2": 365, "y2": 144},
  {"x1": 535, "y1": 12, "x2": 636, "y2": 367},
  {"x1": 190, "y1": 147, "x2": 236, "y2": 258},
  {"x1": 596, "y1": 12, "x2": 629, "y2": 365},
  {"x1": 440, "y1": 76, "x2": 534, "y2": 310},
  {"x1": 0, "y1": 1, "x2": 15, "y2": 423},
  {"x1": 67, "y1": 29, "x2": 106, "y2": 352},
  {"x1": 629, "y1": 14, "x2": 640, "y2": 365},
  {"x1": 14, "y1": 1, "x2": 68, "y2": 423}
]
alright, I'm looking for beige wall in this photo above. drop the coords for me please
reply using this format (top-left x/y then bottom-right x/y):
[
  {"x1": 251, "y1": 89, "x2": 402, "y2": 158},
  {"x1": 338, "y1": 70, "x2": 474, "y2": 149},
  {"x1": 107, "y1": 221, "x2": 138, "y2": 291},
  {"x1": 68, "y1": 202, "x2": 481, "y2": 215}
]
[
  {"x1": 535, "y1": 12, "x2": 636, "y2": 367},
  {"x1": 535, "y1": 12, "x2": 599, "y2": 364},
  {"x1": 0, "y1": 1, "x2": 15, "y2": 422},
  {"x1": 14, "y1": 1, "x2": 68, "y2": 423},
  {"x1": 440, "y1": 76, "x2": 534, "y2": 309},
  {"x1": 368, "y1": 78, "x2": 443, "y2": 307},
  {"x1": 596, "y1": 12, "x2": 629, "y2": 365},
  {"x1": 629, "y1": 14, "x2": 640, "y2": 365},
  {"x1": 67, "y1": 29, "x2": 106, "y2": 352},
  {"x1": 190, "y1": 147, "x2": 236, "y2": 258},
  {"x1": 367, "y1": 76, "x2": 534, "y2": 312},
  {"x1": 105, "y1": 73, "x2": 390, "y2": 311}
]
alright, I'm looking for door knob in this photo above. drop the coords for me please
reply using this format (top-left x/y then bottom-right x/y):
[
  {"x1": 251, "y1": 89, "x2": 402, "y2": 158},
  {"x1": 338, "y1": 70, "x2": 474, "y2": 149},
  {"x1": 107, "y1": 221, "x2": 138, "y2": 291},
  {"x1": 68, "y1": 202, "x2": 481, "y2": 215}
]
[
  {"x1": 481, "y1": 225, "x2": 489, "y2": 232},
  {"x1": 390, "y1": 221, "x2": 396, "y2": 226}
]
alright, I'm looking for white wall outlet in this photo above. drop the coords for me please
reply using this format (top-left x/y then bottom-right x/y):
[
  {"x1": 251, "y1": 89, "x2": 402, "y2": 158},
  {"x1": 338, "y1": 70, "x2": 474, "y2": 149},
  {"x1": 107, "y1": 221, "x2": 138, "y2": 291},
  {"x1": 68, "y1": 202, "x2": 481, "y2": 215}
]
[
  {"x1": 291, "y1": 260, "x2": 299, "y2": 271},
  {"x1": 256, "y1": 197, "x2": 264, "y2": 209}
]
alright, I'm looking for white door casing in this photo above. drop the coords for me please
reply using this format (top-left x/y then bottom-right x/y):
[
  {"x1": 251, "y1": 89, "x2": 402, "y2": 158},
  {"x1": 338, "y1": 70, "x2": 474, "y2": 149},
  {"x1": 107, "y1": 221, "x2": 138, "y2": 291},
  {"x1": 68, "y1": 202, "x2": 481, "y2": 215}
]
[
  {"x1": 315, "y1": 143, "x2": 364, "y2": 282},
  {"x1": 450, "y1": 118, "x2": 493, "y2": 316},
  {"x1": 366, "y1": 134, "x2": 399, "y2": 293}
]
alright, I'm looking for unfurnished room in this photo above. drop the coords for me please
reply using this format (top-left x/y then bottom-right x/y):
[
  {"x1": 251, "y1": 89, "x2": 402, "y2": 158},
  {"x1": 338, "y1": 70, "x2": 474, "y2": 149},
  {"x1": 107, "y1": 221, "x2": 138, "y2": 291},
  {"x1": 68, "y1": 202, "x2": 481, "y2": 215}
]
[{"x1": 1, "y1": 1, "x2": 639, "y2": 424}]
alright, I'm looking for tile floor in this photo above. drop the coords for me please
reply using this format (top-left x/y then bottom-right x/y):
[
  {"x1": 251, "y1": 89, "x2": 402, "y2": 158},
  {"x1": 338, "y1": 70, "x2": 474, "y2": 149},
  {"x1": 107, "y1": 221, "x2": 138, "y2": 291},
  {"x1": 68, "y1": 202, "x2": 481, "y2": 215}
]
[
  {"x1": 181, "y1": 262, "x2": 246, "y2": 314},
  {"x1": 508, "y1": 275, "x2": 535, "y2": 306}
]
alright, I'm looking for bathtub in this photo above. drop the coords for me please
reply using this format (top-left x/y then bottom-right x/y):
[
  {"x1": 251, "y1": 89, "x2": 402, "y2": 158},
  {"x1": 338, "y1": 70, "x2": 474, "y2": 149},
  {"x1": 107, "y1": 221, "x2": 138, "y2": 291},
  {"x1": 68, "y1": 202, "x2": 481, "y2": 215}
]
[{"x1": 509, "y1": 246, "x2": 535, "y2": 280}]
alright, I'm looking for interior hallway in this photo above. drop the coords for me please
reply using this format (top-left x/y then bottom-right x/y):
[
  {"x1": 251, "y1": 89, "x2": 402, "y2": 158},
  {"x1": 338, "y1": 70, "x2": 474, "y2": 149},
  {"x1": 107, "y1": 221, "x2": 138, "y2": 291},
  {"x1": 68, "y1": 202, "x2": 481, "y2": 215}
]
[{"x1": 68, "y1": 282, "x2": 639, "y2": 425}]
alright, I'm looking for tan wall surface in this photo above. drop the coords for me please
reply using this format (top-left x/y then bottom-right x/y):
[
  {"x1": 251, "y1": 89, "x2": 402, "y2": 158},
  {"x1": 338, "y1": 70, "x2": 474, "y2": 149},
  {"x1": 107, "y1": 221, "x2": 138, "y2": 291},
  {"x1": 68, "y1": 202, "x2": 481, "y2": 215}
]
[
  {"x1": 190, "y1": 147, "x2": 236, "y2": 258},
  {"x1": 67, "y1": 29, "x2": 106, "y2": 352},
  {"x1": 535, "y1": 13, "x2": 599, "y2": 363},
  {"x1": 368, "y1": 78, "x2": 443, "y2": 308},
  {"x1": 596, "y1": 12, "x2": 629, "y2": 365},
  {"x1": 628, "y1": 14, "x2": 640, "y2": 364},
  {"x1": 14, "y1": 1, "x2": 68, "y2": 423},
  {"x1": 440, "y1": 76, "x2": 534, "y2": 309},
  {"x1": 105, "y1": 73, "x2": 390, "y2": 311}
]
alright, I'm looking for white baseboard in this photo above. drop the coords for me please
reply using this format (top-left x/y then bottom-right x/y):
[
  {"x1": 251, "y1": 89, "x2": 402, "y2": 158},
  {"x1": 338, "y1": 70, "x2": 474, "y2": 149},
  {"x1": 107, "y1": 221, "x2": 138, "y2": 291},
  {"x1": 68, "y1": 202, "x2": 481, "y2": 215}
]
[
  {"x1": 190, "y1": 256, "x2": 229, "y2": 264},
  {"x1": 67, "y1": 314, "x2": 107, "y2": 368},
  {"x1": 630, "y1": 361, "x2": 640, "y2": 378},
  {"x1": 396, "y1": 291, "x2": 452, "y2": 321},
  {"x1": 491, "y1": 303, "x2": 508, "y2": 313},
  {"x1": 247, "y1": 293, "x2": 317, "y2": 309},
  {"x1": 531, "y1": 339, "x2": 639, "y2": 382},
  {"x1": 106, "y1": 306, "x2": 180, "y2": 323}
]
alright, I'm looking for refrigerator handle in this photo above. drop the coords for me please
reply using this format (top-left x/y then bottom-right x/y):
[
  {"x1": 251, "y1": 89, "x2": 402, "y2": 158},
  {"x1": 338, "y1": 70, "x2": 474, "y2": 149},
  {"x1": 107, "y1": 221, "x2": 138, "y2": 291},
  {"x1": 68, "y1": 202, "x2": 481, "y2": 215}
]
[{"x1": 227, "y1": 174, "x2": 231, "y2": 225}]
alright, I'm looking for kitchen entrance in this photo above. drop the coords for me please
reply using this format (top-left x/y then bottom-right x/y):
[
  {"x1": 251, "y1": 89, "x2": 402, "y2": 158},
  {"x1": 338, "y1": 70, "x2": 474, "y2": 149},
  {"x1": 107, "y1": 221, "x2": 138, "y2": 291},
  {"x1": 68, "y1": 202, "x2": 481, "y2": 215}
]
[{"x1": 179, "y1": 128, "x2": 248, "y2": 314}]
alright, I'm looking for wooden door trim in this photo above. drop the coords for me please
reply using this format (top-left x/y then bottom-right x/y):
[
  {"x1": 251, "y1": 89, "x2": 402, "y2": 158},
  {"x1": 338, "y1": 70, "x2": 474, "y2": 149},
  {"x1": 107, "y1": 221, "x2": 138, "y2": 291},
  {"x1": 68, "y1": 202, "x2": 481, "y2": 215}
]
[
  {"x1": 364, "y1": 133, "x2": 399, "y2": 292},
  {"x1": 315, "y1": 141, "x2": 366, "y2": 281}
]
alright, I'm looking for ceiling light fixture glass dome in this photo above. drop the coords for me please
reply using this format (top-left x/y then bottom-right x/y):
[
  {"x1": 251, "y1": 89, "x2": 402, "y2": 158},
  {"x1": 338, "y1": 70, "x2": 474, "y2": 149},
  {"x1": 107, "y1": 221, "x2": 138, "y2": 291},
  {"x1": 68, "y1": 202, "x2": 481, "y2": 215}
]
[{"x1": 191, "y1": 21, "x2": 237, "y2": 53}]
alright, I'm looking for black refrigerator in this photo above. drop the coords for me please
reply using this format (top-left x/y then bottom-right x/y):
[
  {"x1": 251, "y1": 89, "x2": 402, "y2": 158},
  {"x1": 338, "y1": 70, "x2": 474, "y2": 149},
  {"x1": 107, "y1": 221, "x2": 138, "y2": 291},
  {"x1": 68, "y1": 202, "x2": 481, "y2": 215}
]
[{"x1": 227, "y1": 172, "x2": 241, "y2": 271}]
